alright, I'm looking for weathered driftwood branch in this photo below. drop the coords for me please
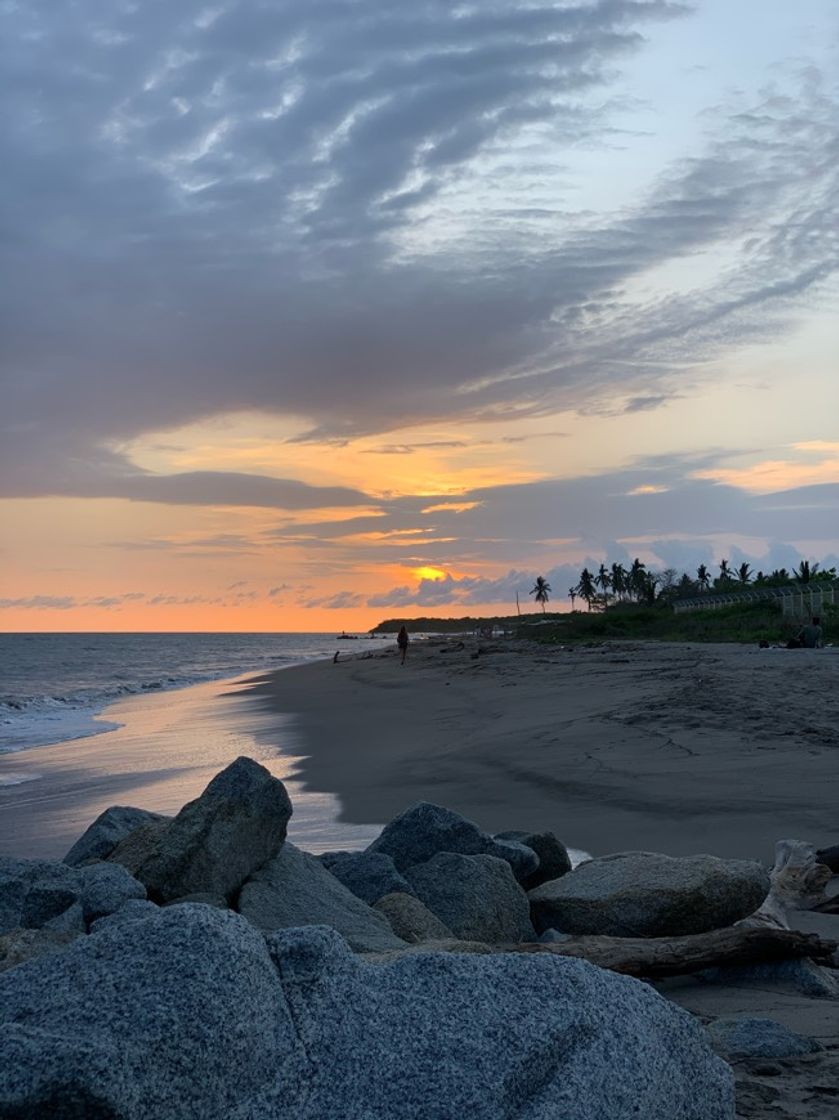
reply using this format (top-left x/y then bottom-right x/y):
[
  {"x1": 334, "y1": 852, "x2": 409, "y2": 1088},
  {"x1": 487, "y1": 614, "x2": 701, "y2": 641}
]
[
  {"x1": 740, "y1": 838, "x2": 832, "y2": 930},
  {"x1": 510, "y1": 926, "x2": 837, "y2": 979}
]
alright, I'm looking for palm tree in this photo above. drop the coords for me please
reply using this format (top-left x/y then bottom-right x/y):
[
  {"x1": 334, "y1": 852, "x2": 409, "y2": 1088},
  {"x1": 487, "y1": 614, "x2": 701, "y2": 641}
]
[
  {"x1": 718, "y1": 559, "x2": 733, "y2": 586},
  {"x1": 628, "y1": 558, "x2": 647, "y2": 602},
  {"x1": 795, "y1": 560, "x2": 819, "y2": 584},
  {"x1": 696, "y1": 564, "x2": 710, "y2": 592},
  {"x1": 530, "y1": 576, "x2": 551, "y2": 613},
  {"x1": 568, "y1": 587, "x2": 577, "y2": 611},
  {"x1": 610, "y1": 562, "x2": 627, "y2": 601},
  {"x1": 577, "y1": 568, "x2": 597, "y2": 611},
  {"x1": 595, "y1": 563, "x2": 612, "y2": 603},
  {"x1": 737, "y1": 562, "x2": 753, "y2": 585}
]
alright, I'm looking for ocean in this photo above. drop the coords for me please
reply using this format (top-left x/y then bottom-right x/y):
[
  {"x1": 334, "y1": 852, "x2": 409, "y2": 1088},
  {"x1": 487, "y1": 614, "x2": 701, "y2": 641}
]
[{"x1": 0, "y1": 632, "x2": 387, "y2": 755}]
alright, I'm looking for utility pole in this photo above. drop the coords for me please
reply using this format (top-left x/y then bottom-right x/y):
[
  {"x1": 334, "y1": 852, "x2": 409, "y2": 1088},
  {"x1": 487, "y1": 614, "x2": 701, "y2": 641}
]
[{"x1": 516, "y1": 592, "x2": 521, "y2": 616}]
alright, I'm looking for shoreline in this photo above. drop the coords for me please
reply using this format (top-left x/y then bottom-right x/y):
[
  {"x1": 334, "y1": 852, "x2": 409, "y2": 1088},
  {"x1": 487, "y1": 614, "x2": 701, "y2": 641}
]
[
  {"x1": 0, "y1": 665, "x2": 382, "y2": 860},
  {"x1": 242, "y1": 637, "x2": 839, "y2": 862}
]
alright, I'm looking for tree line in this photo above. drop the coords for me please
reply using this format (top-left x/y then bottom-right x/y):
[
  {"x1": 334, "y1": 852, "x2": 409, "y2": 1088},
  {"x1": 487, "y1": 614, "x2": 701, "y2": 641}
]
[{"x1": 530, "y1": 559, "x2": 838, "y2": 613}]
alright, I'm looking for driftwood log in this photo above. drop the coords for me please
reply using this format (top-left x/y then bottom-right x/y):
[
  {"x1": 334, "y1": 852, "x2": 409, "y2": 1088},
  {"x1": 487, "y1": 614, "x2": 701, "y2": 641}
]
[{"x1": 510, "y1": 926, "x2": 838, "y2": 979}]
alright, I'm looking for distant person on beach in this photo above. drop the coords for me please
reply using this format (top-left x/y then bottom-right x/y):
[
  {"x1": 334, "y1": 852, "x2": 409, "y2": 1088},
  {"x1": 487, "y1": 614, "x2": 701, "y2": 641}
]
[
  {"x1": 397, "y1": 626, "x2": 409, "y2": 664},
  {"x1": 801, "y1": 617, "x2": 823, "y2": 649}
]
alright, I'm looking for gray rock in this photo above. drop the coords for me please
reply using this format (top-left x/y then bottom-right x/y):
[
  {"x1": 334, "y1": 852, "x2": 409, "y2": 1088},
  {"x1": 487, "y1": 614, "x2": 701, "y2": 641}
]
[
  {"x1": 708, "y1": 1017, "x2": 823, "y2": 1059},
  {"x1": 324, "y1": 851, "x2": 414, "y2": 905},
  {"x1": 78, "y1": 862, "x2": 147, "y2": 923},
  {"x1": 529, "y1": 851, "x2": 770, "y2": 937},
  {"x1": 21, "y1": 883, "x2": 79, "y2": 929},
  {"x1": 699, "y1": 959, "x2": 839, "y2": 998},
  {"x1": 0, "y1": 928, "x2": 82, "y2": 973},
  {"x1": 108, "y1": 817, "x2": 172, "y2": 874},
  {"x1": 265, "y1": 925, "x2": 734, "y2": 1119},
  {"x1": 404, "y1": 852, "x2": 535, "y2": 943},
  {"x1": 496, "y1": 829, "x2": 572, "y2": 889},
  {"x1": 108, "y1": 757, "x2": 293, "y2": 903},
  {"x1": 238, "y1": 842, "x2": 407, "y2": 953},
  {"x1": 64, "y1": 806, "x2": 170, "y2": 866},
  {"x1": 0, "y1": 905, "x2": 305, "y2": 1119},
  {"x1": 90, "y1": 899, "x2": 160, "y2": 934},
  {"x1": 42, "y1": 900, "x2": 86, "y2": 934},
  {"x1": 373, "y1": 892, "x2": 455, "y2": 943},
  {"x1": 537, "y1": 928, "x2": 573, "y2": 944},
  {"x1": 366, "y1": 801, "x2": 539, "y2": 879},
  {"x1": 166, "y1": 892, "x2": 229, "y2": 908}
]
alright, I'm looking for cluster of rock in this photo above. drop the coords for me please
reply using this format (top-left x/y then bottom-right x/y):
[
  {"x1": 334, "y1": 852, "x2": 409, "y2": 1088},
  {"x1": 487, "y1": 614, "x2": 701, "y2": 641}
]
[{"x1": 0, "y1": 755, "x2": 785, "y2": 1118}]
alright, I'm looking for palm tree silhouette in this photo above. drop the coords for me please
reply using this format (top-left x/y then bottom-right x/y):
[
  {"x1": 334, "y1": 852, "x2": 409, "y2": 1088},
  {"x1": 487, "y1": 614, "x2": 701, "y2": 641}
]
[
  {"x1": 696, "y1": 564, "x2": 710, "y2": 592},
  {"x1": 577, "y1": 568, "x2": 596, "y2": 610},
  {"x1": 530, "y1": 576, "x2": 551, "y2": 613},
  {"x1": 568, "y1": 587, "x2": 577, "y2": 611},
  {"x1": 737, "y1": 562, "x2": 753, "y2": 585},
  {"x1": 595, "y1": 564, "x2": 612, "y2": 603},
  {"x1": 718, "y1": 559, "x2": 733, "y2": 586},
  {"x1": 795, "y1": 560, "x2": 819, "y2": 584},
  {"x1": 610, "y1": 562, "x2": 627, "y2": 601},
  {"x1": 628, "y1": 558, "x2": 647, "y2": 602}
]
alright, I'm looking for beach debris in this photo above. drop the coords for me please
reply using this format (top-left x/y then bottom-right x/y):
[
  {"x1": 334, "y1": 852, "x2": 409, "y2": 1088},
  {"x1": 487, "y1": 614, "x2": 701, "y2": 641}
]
[
  {"x1": 365, "y1": 800, "x2": 539, "y2": 882},
  {"x1": 318, "y1": 850, "x2": 414, "y2": 906},
  {"x1": 528, "y1": 852, "x2": 770, "y2": 938},
  {"x1": 107, "y1": 756, "x2": 293, "y2": 904},
  {"x1": 238, "y1": 841, "x2": 406, "y2": 953},
  {"x1": 495, "y1": 828, "x2": 572, "y2": 890},
  {"x1": 372, "y1": 891, "x2": 454, "y2": 943},
  {"x1": 707, "y1": 1016, "x2": 823, "y2": 1060},
  {"x1": 514, "y1": 925, "x2": 837, "y2": 980},
  {"x1": 739, "y1": 839, "x2": 831, "y2": 930},
  {"x1": 64, "y1": 805, "x2": 170, "y2": 867},
  {"x1": 0, "y1": 856, "x2": 146, "y2": 937},
  {"x1": 403, "y1": 851, "x2": 535, "y2": 943}
]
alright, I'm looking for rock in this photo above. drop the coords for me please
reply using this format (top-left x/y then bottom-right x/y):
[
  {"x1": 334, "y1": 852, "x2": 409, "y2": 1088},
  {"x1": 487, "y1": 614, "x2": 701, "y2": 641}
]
[
  {"x1": 366, "y1": 801, "x2": 539, "y2": 880},
  {"x1": 108, "y1": 817, "x2": 171, "y2": 874},
  {"x1": 816, "y1": 843, "x2": 839, "y2": 873},
  {"x1": 166, "y1": 892, "x2": 228, "y2": 909},
  {"x1": 108, "y1": 757, "x2": 293, "y2": 903},
  {"x1": 0, "y1": 905, "x2": 305, "y2": 1119},
  {"x1": 64, "y1": 806, "x2": 170, "y2": 866},
  {"x1": 265, "y1": 925, "x2": 734, "y2": 1118},
  {"x1": 323, "y1": 851, "x2": 414, "y2": 905},
  {"x1": 373, "y1": 892, "x2": 455, "y2": 943},
  {"x1": 496, "y1": 829, "x2": 572, "y2": 889},
  {"x1": 699, "y1": 959, "x2": 839, "y2": 998},
  {"x1": 529, "y1": 852, "x2": 770, "y2": 937},
  {"x1": 78, "y1": 862, "x2": 147, "y2": 924},
  {"x1": 708, "y1": 1017, "x2": 823, "y2": 1059},
  {"x1": 90, "y1": 899, "x2": 160, "y2": 934},
  {"x1": 0, "y1": 928, "x2": 82, "y2": 973},
  {"x1": 0, "y1": 855, "x2": 147, "y2": 934},
  {"x1": 404, "y1": 852, "x2": 535, "y2": 943},
  {"x1": 238, "y1": 842, "x2": 407, "y2": 953},
  {"x1": 361, "y1": 938, "x2": 496, "y2": 963},
  {"x1": 537, "y1": 928, "x2": 573, "y2": 943}
]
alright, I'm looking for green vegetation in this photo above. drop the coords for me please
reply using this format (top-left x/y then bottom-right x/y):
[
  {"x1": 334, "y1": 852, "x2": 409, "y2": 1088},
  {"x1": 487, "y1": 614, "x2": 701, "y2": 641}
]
[
  {"x1": 372, "y1": 615, "x2": 524, "y2": 635},
  {"x1": 519, "y1": 600, "x2": 789, "y2": 645}
]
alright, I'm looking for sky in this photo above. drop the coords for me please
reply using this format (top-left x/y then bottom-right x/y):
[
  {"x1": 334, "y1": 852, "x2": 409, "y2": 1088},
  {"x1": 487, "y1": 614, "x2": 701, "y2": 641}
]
[{"x1": 1, "y1": 0, "x2": 838, "y2": 632}]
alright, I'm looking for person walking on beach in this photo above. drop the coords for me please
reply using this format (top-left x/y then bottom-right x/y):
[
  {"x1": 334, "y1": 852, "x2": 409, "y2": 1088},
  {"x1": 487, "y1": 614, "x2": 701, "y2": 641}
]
[{"x1": 397, "y1": 626, "x2": 409, "y2": 664}]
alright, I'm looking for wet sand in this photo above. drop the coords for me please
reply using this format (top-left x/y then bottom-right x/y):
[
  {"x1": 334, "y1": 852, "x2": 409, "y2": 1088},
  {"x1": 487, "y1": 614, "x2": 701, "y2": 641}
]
[{"x1": 244, "y1": 638, "x2": 839, "y2": 862}]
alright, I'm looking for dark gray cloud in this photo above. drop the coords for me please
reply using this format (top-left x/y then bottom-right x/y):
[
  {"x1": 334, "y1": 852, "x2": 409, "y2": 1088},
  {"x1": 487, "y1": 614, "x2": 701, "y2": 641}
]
[{"x1": 2, "y1": 0, "x2": 836, "y2": 499}]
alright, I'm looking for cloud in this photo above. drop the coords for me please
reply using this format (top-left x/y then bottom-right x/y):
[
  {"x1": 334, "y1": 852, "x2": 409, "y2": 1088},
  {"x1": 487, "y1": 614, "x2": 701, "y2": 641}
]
[
  {"x1": 3, "y1": 0, "x2": 837, "y2": 502},
  {"x1": 303, "y1": 590, "x2": 365, "y2": 610}
]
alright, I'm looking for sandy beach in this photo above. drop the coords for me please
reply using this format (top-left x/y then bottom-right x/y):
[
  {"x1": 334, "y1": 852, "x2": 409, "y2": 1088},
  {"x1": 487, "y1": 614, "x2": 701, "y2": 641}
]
[{"x1": 245, "y1": 638, "x2": 839, "y2": 863}]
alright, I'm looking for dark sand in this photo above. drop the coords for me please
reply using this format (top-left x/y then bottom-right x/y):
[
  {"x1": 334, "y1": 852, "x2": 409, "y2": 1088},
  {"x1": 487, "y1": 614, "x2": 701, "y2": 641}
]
[{"x1": 244, "y1": 638, "x2": 839, "y2": 862}]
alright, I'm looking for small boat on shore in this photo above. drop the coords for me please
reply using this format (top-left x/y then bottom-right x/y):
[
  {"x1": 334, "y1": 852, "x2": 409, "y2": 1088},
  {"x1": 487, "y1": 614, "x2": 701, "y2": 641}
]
[{"x1": 336, "y1": 631, "x2": 359, "y2": 639}]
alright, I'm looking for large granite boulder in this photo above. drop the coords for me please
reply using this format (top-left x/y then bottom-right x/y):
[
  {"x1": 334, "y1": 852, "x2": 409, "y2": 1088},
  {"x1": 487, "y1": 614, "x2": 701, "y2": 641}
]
[
  {"x1": 64, "y1": 806, "x2": 170, "y2": 866},
  {"x1": 0, "y1": 856, "x2": 146, "y2": 934},
  {"x1": 373, "y1": 892, "x2": 455, "y2": 943},
  {"x1": 265, "y1": 926, "x2": 734, "y2": 1119},
  {"x1": 321, "y1": 851, "x2": 414, "y2": 905},
  {"x1": 108, "y1": 757, "x2": 292, "y2": 903},
  {"x1": 0, "y1": 905, "x2": 305, "y2": 1119},
  {"x1": 366, "y1": 801, "x2": 539, "y2": 879},
  {"x1": 529, "y1": 852, "x2": 770, "y2": 937},
  {"x1": 496, "y1": 829, "x2": 572, "y2": 889},
  {"x1": 237, "y1": 842, "x2": 406, "y2": 953},
  {"x1": 405, "y1": 852, "x2": 535, "y2": 943}
]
